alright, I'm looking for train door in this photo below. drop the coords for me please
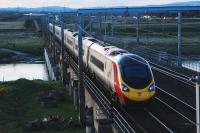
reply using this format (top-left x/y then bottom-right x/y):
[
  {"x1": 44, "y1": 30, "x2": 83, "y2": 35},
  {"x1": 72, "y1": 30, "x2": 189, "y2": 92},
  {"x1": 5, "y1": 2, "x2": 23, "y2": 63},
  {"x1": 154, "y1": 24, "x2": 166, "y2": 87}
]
[{"x1": 105, "y1": 59, "x2": 113, "y2": 91}]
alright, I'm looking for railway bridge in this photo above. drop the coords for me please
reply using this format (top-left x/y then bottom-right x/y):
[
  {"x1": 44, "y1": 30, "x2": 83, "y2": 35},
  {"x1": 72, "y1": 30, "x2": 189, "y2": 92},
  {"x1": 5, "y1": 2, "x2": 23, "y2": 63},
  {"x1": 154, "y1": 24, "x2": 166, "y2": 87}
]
[{"x1": 41, "y1": 6, "x2": 200, "y2": 133}]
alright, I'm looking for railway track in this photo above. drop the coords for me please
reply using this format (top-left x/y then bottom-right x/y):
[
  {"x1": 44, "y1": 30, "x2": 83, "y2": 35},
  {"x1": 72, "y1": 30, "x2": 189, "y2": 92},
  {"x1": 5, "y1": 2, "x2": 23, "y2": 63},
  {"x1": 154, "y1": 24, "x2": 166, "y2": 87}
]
[
  {"x1": 68, "y1": 53, "x2": 177, "y2": 133},
  {"x1": 147, "y1": 97, "x2": 196, "y2": 133},
  {"x1": 125, "y1": 85, "x2": 196, "y2": 133},
  {"x1": 69, "y1": 52, "x2": 196, "y2": 133},
  {"x1": 126, "y1": 107, "x2": 174, "y2": 133},
  {"x1": 69, "y1": 55, "x2": 144, "y2": 133},
  {"x1": 150, "y1": 62, "x2": 195, "y2": 88},
  {"x1": 55, "y1": 36, "x2": 197, "y2": 132},
  {"x1": 130, "y1": 47, "x2": 198, "y2": 76},
  {"x1": 49, "y1": 23, "x2": 199, "y2": 132},
  {"x1": 156, "y1": 86, "x2": 196, "y2": 123}
]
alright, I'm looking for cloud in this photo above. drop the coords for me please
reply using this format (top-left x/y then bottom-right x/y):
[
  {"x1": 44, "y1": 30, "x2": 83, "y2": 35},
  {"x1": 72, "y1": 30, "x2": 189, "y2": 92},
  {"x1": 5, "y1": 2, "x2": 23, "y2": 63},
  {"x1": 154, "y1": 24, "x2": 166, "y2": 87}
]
[
  {"x1": 0, "y1": 0, "x2": 192, "y2": 8},
  {"x1": 1, "y1": 0, "x2": 21, "y2": 7}
]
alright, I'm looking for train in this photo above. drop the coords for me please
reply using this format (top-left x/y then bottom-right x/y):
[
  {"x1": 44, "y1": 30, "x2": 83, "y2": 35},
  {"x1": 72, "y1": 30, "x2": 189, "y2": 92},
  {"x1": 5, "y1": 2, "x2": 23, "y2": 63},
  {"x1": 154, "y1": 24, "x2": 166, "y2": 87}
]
[{"x1": 49, "y1": 23, "x2": 156, "y2": 106}]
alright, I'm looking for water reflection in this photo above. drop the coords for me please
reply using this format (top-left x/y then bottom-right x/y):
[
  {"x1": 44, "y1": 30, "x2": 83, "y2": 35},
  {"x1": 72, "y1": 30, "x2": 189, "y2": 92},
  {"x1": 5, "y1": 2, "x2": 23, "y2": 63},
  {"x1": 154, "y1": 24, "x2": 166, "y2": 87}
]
[
  {"x1": 182, "y1": 61, "x2": 200, "y2": 72},
  {"x1": 0, "y1": 63, "x2": 48, "y2": 81}
]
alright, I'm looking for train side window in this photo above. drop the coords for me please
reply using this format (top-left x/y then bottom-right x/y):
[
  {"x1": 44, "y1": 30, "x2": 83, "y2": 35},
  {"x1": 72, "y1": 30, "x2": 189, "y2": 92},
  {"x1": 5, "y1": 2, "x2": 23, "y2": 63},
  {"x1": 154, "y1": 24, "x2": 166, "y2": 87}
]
[
  {"x1": 90, "y1": 55, "x2": 104, "y2": 71},
  {"x1": 67, "y1": 38, "x2": 73, "y2": 46},
  {"x1": 73, "y1": 33, "x2": 78, "y2": 37},
  {"x1": 88, "y1": 39, "x2": 98, "y2": 43},
  {"x1": 56, "y1": 30, "x2": 60, "y2": 35},
  {"x1": 75, "y1": 45, "x2": 78, "y2": 50}
]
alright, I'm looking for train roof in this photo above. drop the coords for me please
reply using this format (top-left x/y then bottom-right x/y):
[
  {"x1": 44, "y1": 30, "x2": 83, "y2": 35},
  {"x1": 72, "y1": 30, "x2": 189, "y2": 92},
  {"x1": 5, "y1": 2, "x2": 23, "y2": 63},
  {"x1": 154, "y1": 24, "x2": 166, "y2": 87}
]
[{"x1": 113, "y1": 53, "x2": 148, "y2": 65}]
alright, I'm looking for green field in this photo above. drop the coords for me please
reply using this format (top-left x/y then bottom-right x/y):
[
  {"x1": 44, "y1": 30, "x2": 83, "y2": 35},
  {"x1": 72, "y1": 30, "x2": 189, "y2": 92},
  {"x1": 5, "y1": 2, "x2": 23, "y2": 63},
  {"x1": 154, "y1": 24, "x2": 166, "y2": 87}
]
[
  {"x1": 92, "y1": 17, "x2": 200, "y2": 55},
  {"x1": 0, "y1": 79, "x2": 84, "y2": 133},
  {"x1": 0, "y1": 35, "x2": 44, "y2": 56},
  {"x1": 0, "y1": 21, "x2": 26, "y2": 30},
  {"x1": 0, "y1": 20, "x2": 43, "y2": 57},
  {"x1": 0, "y1": 51, "x2": 15, "y2": 59}
]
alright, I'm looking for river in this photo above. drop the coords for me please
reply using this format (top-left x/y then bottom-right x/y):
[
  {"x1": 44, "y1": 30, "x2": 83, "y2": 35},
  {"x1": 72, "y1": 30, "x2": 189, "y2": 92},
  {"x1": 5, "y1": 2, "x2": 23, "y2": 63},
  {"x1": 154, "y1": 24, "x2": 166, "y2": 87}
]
[{"x1": 0, "y1": 63, "x2": 48, "y2": 81}]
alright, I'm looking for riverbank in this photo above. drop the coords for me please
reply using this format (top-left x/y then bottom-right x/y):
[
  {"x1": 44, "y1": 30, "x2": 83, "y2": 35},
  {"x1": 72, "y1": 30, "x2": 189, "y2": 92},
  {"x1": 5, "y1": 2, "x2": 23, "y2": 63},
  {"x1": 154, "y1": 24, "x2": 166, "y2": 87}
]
[
  {"x1": 0, "y1": 79, "x2": 84, "y2": 133},
  {"x1": 0, "y1": 33, "x2": 44, "y2": 56},
  {"x1": 0, "y1": 48, "x2": 44, "y2": 63},
  {"x1": 0, "y1": 21, "x2": 44, "y2": 59}
]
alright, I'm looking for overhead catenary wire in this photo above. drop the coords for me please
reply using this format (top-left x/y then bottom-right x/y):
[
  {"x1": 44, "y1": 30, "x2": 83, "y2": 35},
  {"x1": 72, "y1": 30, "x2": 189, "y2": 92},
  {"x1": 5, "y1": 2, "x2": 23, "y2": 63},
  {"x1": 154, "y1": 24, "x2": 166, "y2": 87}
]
[
  {"x1": 76, "y1": 20, "x2": 196, "y2": 88},
  {"x1": 51, "y1": 14, "x2": 197, "y2": 88},
  {"x1": 82, "y1": 27, "x2": 195, "y2": 88}
]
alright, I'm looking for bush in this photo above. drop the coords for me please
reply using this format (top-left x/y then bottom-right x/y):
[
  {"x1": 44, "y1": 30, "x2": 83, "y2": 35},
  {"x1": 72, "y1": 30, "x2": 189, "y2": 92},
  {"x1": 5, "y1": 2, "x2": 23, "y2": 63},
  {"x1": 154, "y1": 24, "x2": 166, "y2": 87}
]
[
  {"x1": 24, "y1": 20, "x2": 35, "y2": 29},
  {"x1": 0, "y1": 85, "x2": 7, "y2": 95}
]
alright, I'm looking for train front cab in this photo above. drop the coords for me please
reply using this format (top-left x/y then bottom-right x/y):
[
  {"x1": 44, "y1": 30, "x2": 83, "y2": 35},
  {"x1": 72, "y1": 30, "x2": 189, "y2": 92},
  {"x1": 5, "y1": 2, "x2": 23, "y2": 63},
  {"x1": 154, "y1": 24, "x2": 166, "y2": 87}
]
[{"x1": 113, "y1": 55, "x2": 156, "y2": 106}]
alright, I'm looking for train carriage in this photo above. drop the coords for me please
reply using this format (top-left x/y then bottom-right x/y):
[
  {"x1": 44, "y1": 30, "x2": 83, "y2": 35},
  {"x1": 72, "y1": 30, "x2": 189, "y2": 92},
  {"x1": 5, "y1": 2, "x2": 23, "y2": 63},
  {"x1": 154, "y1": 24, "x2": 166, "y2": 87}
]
[{"x1": 48, "y1": 23, "x2": 156, "y2": 106}]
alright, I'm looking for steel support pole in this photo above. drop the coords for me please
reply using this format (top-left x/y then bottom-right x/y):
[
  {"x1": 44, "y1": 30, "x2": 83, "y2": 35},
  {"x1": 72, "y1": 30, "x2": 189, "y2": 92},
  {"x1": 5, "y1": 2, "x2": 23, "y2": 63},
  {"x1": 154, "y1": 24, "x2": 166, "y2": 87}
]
[
  {"x1": 104, "y1": 22, "x2": 107, "y2": 40},
  {"x1": 178, "y1": 12, "x2": 182, "y2": 66},
  {"x1": 161, "y1": 15, "x2": 165, "y2": 34},
  {"x1": 99, "y1": 15, "x2": 102, "y2": 34},
  {"x1": 111, "y1": 16, "x2": 114, "y2": 37},
  {"x1": 78, "y1": 13, "x2": 85, "y2": 125},
  {"x1": 136, "y1": 14, "x2": 140, "y2": 45},
  {"x1": 42, "y1": 16, "x2": 46, "y2": 47},
  {"x1": 45, "y1": 15, "x2": 49, "y2": 47},
  {"x1": 61, "y1": 14, "x2": 65, "y2": 84},
  {"x1": 196, "y1": 75, "x2": 200, "y2": 133},
  {"x1": 89, "y1": 15, "x2": 92, "y2": 34},
  {"x1": 86, "y1": 107, "x2": 94, "y2": 133},
  {"x1": 48, "y1": 16, "x2": 51, "y2": 50},
  {"x1": 53, "y1": 16, "x2": 56, "y2": 64}
]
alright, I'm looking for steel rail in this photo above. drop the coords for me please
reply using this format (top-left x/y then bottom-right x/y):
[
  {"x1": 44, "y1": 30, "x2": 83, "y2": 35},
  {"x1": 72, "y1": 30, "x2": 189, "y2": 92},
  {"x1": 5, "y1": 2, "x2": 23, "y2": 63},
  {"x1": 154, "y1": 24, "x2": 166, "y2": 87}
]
[
  {"x1": 144, "y1": 109, "x2": 174, "y2": 133},
  {"x1": 156, "y1": 86, "x2": 196, "y2": 110},
  {"x1": 155, "y1": 97, "x2": 195, "y2": 125},
  {"x1": 68, "y1": 54, "x2": 141, "y2": 133}
]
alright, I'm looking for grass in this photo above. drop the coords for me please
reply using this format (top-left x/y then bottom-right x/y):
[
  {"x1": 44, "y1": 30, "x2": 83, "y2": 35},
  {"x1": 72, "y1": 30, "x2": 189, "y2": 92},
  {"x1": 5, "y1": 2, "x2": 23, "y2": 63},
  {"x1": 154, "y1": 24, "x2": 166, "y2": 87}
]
[
  {"x1": 0, "y1": 21, "x2": 26, "y2": 30},
  {"x1": 0, "y1": 51, "x2": 15, "y2": 59},
  {"x1": 0, "y1": 35, "x2": 44, "y2": 56},
  {"x1": 0, "y1": 21, "x2": 43, "y2": 56},
  {"x1": 92, "y1": 19, "x2": 200, "y2": 55},
  {"x1": 106, "y1": 35, "x2": 200, "y2": 55},
  {"x1": 0, "y1": 79, "x2": 84, "y2": 133}
]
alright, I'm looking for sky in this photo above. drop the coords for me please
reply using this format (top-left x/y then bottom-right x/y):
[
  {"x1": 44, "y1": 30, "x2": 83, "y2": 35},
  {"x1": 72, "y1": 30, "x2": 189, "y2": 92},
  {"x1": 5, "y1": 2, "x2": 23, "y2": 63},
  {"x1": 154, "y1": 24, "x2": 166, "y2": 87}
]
[{"x1": 0, "y1": 0, "x2": 193, "y2": 8}]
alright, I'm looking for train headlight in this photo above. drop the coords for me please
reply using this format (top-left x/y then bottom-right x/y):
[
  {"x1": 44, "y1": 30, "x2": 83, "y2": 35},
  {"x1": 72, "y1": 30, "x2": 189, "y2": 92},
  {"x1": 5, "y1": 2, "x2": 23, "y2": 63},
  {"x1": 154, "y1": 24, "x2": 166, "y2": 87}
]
[
  {"x1": 121, "y1": 85, "x2": 129, "y2": 92},
  {"x1": 149, "y1": 84, "x2": 155, "y2": 92}
]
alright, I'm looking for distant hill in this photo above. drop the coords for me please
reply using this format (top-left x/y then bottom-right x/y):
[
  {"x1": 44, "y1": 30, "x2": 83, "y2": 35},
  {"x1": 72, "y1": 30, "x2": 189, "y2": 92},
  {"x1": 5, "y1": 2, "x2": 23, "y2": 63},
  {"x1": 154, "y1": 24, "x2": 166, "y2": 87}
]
[
  {"x1": 0, "y1": 1, "x2": 200, "y2": 13},
  {"x1": 149, "y1": 1, "x2": 200, "y2": 7},
  {"x1": 0, "y1": 6, "x2": 76, "y2": 13}
]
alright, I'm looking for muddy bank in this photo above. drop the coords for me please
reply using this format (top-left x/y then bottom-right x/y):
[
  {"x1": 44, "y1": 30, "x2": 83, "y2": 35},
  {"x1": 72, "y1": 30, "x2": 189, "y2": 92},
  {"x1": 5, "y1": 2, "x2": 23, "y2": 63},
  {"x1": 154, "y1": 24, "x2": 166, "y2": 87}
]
[{"x1": 0, "y1": 48, "x2": 44, "y2": 63}]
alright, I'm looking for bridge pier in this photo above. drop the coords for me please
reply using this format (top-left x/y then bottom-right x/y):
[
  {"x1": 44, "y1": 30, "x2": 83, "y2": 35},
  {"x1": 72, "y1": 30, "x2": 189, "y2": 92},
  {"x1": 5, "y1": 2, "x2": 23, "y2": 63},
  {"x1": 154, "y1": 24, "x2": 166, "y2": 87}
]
[
  {"x1": 94, "y1": 104, "x2": 113, "y2": 133},
  {"x1": 73, "y1": 79, "x2": 79, "y2": 111},
  {"x1": 60, "y1": 15, "x2": 65, "y2": 84},
  {"x1": 44, "y1": 48, "x2": 56, "y2": 80},
  {"x1": 85, "y1": 89, "x2": 113, "y2": 133}
]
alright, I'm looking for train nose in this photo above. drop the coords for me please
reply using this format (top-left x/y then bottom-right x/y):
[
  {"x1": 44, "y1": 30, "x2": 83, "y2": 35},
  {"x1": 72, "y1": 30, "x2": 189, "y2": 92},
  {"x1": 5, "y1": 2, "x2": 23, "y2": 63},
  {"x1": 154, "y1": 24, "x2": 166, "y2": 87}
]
[{"x1": 125, "y1": 90, "x2": 155, "y2": 102}]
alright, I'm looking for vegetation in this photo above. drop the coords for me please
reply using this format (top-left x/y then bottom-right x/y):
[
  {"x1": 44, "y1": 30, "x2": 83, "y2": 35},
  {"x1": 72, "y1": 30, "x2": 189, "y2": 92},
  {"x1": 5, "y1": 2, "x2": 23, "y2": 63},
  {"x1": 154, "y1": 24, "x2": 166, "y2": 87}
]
[
  {"x1": 24, "y1": 20, "x2": 35, "y2": 29},
  {"x1": 0, "y1": 21, "x2": 43, "y2": 56},
  {"x1": 0, "y1": 79, "x2": 84, "y2": 133},
  {"x1": 0, "y1": 21, "x2": 26, "y2": 31},
  {"x1": 92, "y1": 17, "x2": 200, "y2": 55},
  {"x1": 0, "y1": 51, "x2": 15, "y2": 59},
  {"x1": 0, "y1": 35, "x2": 44, "y2": 56}
]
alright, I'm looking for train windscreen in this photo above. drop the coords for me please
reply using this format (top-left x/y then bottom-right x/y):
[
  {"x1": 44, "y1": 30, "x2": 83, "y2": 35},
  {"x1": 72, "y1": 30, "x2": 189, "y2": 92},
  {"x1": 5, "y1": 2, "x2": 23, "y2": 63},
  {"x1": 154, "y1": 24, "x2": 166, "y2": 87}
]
[
  {"x1": 120, "y1": 56, "x2": 152, "y2": 89},
  {"x1": 123, "y1": 65, "x2": 148, "y2": 79}
]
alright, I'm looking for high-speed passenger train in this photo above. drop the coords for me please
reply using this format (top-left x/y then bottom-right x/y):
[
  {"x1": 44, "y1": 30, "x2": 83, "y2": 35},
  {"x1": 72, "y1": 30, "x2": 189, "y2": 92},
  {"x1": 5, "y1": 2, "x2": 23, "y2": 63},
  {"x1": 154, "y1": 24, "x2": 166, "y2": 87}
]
[{"x1": 49, "y1": 23, "x2": 156, "y2": 106}]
